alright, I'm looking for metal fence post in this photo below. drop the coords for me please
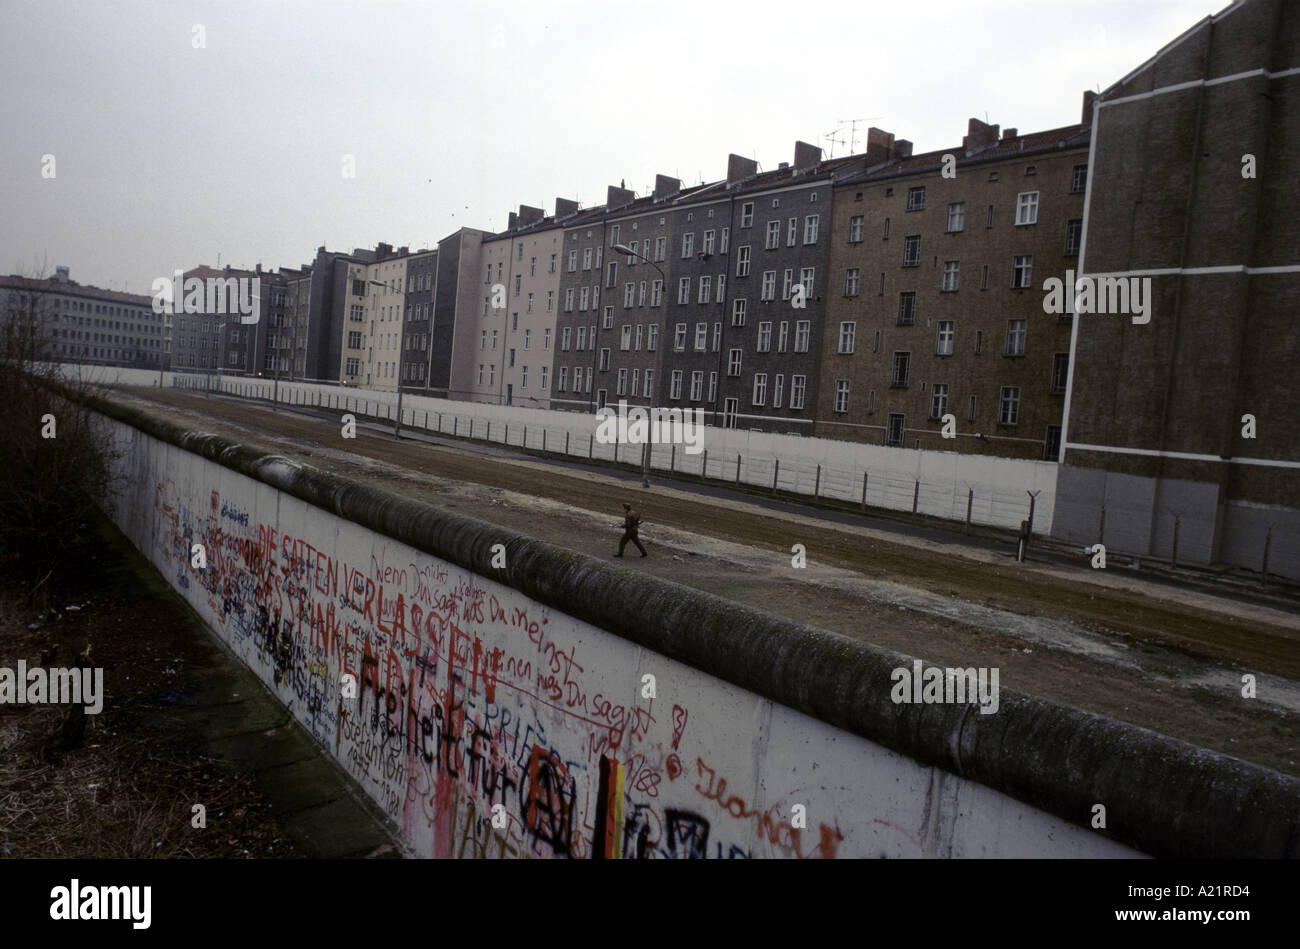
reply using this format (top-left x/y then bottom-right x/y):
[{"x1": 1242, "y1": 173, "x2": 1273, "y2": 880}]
[
  {"x1": 814, "y1": 464, "x2": 821, "y2": 498},
  {"x1": 861, "y1": 472, "x2": 868, "y2": 512},
  {"x1": 772, "y1": 459, "x2": 780, "y2": 495},
  {"x1": 701, "y1": 449, "x2": 708, "y2": 482},
  {"x1": 912, "y1": 480, "x2": 920, "y2": 514},
  {"x1": 1261, "y1": 525, "x2": 1272, "y2": 588},
  {"x1": 966, "y1": 488, "x2": 974, "y2": 534},
  {"x1": 1171, "y1": 514, "x2": 1181, "y2": 568},
  {"x1": 736, "y1": 454, "x2": 742, "y2": 484},
  {"x1": 670, "y1": 445, "x2": 675, "y2": 473}
]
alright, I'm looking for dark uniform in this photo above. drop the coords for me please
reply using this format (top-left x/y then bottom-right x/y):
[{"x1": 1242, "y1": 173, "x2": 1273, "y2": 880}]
[{"x1": 616, "y1": 505, "x2": 647, "y2": 557}]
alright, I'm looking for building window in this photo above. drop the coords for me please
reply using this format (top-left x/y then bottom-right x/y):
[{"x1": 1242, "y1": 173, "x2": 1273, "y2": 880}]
[
  {"x1": 648, "y1": 324, "x2": 659, "y2": 350},
  {"x1": 907, "y1": 186, "x2": 926, "y2": 211},
  {"x1": 936, "y1": 321, "x2": 954, "y2": 356},
  {"x1": 987, "y1": 204, "x2": 995, "y2": 228},
  {"x1": 838, "y1": 322, "x2": 855, "y2": 354},
  {"x1": 883, "y1": 217, "x2": 891, "y2": 239},
  {"x1": 741, "y1": 202, "x2": 754, "y2": 228},
  {"x1": 561, "y1": 327, "x2": 572, "y2": 351},
  {"x1": 980, "y1": 264, "x2": 989, "y2": 290},
  {"x1": 708, "y1": 372, "x2": 718, "y2": 403},
  {"x1": 1052, "y1": 353, "x2": 1069, "y2": 393},
  {"x1": 941, "y1": 261, "x2": 959, "y2": 292},
  {"x1": 655, "y1": 236, "x2": 666, "y2": 261},
  {"x1": 772, "y1": 374, "x2": 784, "y2": 408},
  {"x1": 1066, "y1": 219, "x2": 1082, "y2": 255},
  {"x1": 616, "y1": 367, "x2": 627, "y2": 395},
  {"x1": 737, "y1": 246, "x2": 751, "y2": 277},
  {"x1": 694, "y1": 322, "x2": 707, "y2": 351},
  {"x1": 1012, "y1": 255, "x2": 1033, "y2": 288},
  {"x1": 790, "y1": 375, "x2": 806, "y2": 410},
  {"x1": 1045, "y1": 425, "x2": 1062, "y2": 460},
  {"x1": 670, "y1": 370, "x2": 683, "y2": 400},
  {"x1": 778, "y1": 321, "x2": 789, "y2": 353},
  {"x1": 674, "y1": 323, "x2": 687, "y2": 350},
  {"x1": 732, "y1": 298, "x2": 748, "y2": 326},
  {"x1": 1006, "y1": 319, "x2": 1026, "y2": 356},
  {"x1": 766, "y1": 220, "x2": 781, "y2": 249},
  {"x1": 794, "y1": 320, "x2": 810, "y2": 352},
  {"x1": 886, "y1": 413, "x2": 904, "y2": 447},
  {"x1": 834, "y1": 379, "x2": 850, "y2": 413},
  {"x1": 699, "y1": 275, "x2": 712, "y2": 303},
  {"x1": 1015, "y1": 191, "x2": 1039, "y2": 226},
  {"x1": 753, "y1": 373, "x2": 768, "y2": 407},
  {"x1": 947, "y1": 202, "x2": 965, "y2": 233},
  {"x1": 541, "y1": 366, "x2": 549, "y2": 389},
  {"x1": 580, "y1": 287, "x2": 590, "y2": 310},
  {"x1": 582, "y1": 248, "x2": 592, "y2": 270},
  {"x1": 845, "y1": 268, "x2": 860, "y2": 296},
  {"x1": 676, "y1": 277, "x2": 689, "y2": 305},
  {"x1": 577, "y1": 327, "x2": 586, "y2": 350},
  {"x1": 902, "y1": 235, "x2": 921, "y2": 267},
  {"x1": 690, "y1": 370, "x2": 703, "y2": 401},
  {"x1": 625, "y1": 283, "x2": 636, "y2": 308},
  {"x1": 682, "y1": 233, "x2": 695, "y2": 258},
  {"x1": 892, "y1": 352, "x2": 910, "y2": 387},
  {"x1": 644, "y1": 369, "x2": 654, "y2": 398},
  {"x1": 720, "y1": 228, "x2": 730, "y2": 254},
  {"x1": 757, "y1": 321, "x2": 772, "y2": 352},
  {"x1": 761, "y1": 271, "x2": 776, "y2": 301},
  {"x1": 727, "y1": 349, "x2": 742, "y2": 376},
  {"x1": 712, "y1": 322, "x2": 721, "y2": 352},
  {"x1": 1000, "y1": 386, "x2": 1020, "y2": 425},
  {"x1": 620, "y1": 325, "x2": 632, "y2": 351},
  {"x1": 607, "y1": 261, "x2": 618, "y2": 287},
  {"x1": 804, "y1": 215, "x2": 819, "y2": 244},
  {"x1": 898, "y1": 292, "x2": 916, "y2": 326},
  {"x1": 849, "y1": 215, "x2": 864, "y2": 242},
  {"x1": 930, "y1": 383, "x2": 948, "y2": 419},
  {"x1": 651, "y1": 280, "x2": 663, "y2": 306},
  {"x1": 1072, "y1": 165, "x2": 1087, "y2": 193},
  {"x1": 703, "y1": 229, "x2": 716, "y2": 254}
]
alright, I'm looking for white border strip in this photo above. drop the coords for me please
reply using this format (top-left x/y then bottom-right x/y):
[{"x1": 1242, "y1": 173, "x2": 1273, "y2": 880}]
[
  {"x1": 1064, "y1": 441, "x2": 1300, "y2": 470},
  {"x1": 1100, "y1": 64, "x2": 1300, "y2": 109},
  {"x1": 1084, "y1": 264, "x2": 1300, "y2": 278}
]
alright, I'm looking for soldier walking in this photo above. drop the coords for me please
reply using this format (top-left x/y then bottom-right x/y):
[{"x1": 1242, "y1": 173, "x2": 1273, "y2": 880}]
[{"x1": 615, "y1": 502, "x2": 647, "y2": 558}]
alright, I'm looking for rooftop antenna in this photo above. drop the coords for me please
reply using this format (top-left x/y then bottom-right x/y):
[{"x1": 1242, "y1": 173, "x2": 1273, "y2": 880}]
[
  {"x1": 837, "y1": 117, "x2": 883, "y2": 154},
  {"x1": 822, "y1": 127, "x2": 848, "y2": 159}
]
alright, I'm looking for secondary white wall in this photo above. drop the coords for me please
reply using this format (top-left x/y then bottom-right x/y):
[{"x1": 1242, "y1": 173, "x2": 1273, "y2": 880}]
[{"x1": 97, "y1": 409, "x2": 1134, "y2": 858}]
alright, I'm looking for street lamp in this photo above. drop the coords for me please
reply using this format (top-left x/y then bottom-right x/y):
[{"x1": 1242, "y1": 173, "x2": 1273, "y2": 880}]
[{"x1": 611, "y1": 243, "x2": 661, "y2": 488}]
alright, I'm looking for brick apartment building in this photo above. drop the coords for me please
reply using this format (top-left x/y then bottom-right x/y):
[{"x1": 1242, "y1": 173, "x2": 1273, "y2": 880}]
[
  {"x1": 814, "y1": 113, "x2": 1091, "y2": 459},
  {"x1": 1052, "y1": 0, "x2": 1300, "y2": 577}
]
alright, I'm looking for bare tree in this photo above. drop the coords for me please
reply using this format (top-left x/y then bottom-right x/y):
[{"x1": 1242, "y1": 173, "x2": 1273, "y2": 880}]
[{"x1": 0, "y1": 266, "x2": 121, "y2": 612}]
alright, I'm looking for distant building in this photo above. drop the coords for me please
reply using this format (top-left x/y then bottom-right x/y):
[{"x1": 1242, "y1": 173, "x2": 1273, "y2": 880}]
[
  {"x1": 1051, "y1": 0, "x2": 1300, "y2": 578},
  {"x1": 0, "y1": 267, "x2": 164, "y2": 369}
]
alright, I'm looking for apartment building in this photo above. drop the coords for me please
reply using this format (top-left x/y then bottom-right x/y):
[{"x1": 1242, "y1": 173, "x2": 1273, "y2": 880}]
[
  {"x1": 400, "y1": 249, "x2": 437, "y2": 390},
  {"x1": 0, "y1": 267, "x2": 165, "y2": 368},
  {"x1": 432, "y1": 227, "x2": 493, "y2": 400},
  {"x1": 554, "y1": 191, "x2": 629, "y2": 411},
  {"x1": 362, "y1": 253, "x2": 407, "y2": 391},
  {"x1": 814, "y1": 115, "x2": 1090, "y2": 459},
  {"x1": 1052, "y1": 0, "x2": 1300, "y2": 576},
  {"x1": 472, "y1": 205, "x2": 565, "y2": 408}
]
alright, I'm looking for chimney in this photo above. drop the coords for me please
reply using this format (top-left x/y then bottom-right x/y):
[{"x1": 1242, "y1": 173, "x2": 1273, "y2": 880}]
[
  {"x1": 555, "y1": 197, "x2": 579, "y2": 218},
  {"x1": 962, "y1": 118, "x2": 1000, "y2": 154},
  {"x1": 1081, "y1": 90, "x2": 1098, "y2": 125},
  {"x1": 894, "y1": 139, "x2": 913, "y2": 158},
  {"x1": 518, "y1": 204, "x2": 544, "y2": 227},
  {"x1": 1001, "y1": 128, "x2": 1018, "y2": 140},
  {"x1": 508, "y1": 211, "x2": 518, "y2": 231},
  {"x1": 653, "y1": 174, "x2": 681, "y2": 200},
  {"x1": 727, "y1": 154, "x2": 758, "y2": 184},
  {"x1": 376, "y1": 242, "x2": 393, "y2": 258},
  {"x1": 54, "y1": 265, "x2": 70, "y2": 283},
  {"x1": 606, "y1": 184, "x2": 634, "y2": 208},
  {"x1": 793, "y1": 141, "x2": 821, "y2": 170}
]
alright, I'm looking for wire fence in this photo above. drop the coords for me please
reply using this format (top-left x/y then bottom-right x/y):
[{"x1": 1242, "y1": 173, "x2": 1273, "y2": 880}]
[{"x1": 167, "y1": 373, "x2": 1055, "y2": 536}]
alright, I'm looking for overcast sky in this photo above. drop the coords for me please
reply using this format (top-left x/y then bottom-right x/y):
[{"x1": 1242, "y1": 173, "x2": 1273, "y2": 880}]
[{"x1": 1, "y1": 0, "x2": 1227, "y2": 295}]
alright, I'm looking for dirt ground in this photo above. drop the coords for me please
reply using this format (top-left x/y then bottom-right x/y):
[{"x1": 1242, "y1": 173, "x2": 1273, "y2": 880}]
[
  {"x1": 0, "y1": 517, "x2": 306, "y2": 858},
  {"x1": 111, "y1": 386, "x2": 1300, "y2": 778}
]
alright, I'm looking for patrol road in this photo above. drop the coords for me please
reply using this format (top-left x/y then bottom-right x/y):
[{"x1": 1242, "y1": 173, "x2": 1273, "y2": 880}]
[{"x1": 109, "y1": 385, "x2": 1300, "y2": 778}]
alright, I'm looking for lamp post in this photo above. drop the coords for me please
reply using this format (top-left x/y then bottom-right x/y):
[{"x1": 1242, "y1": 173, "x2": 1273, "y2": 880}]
[{"x1": 611, "y1": 243, "x2": 662, "y2": 489}]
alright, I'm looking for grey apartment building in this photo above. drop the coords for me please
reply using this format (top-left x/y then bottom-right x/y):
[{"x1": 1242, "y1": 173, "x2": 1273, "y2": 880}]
[
  {"x1": 814, "y1": 116, "x2": 1090, "y2": 459},
  {"x1": 1052, "y1": 0, "x2": 1300, "y2": 579},
  {"x1": 0, "y1": 267, "x2": 166, "y2": 369}
]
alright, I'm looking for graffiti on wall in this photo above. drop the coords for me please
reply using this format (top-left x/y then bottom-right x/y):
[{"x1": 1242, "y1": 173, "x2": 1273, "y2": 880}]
[{"x1": 142, "y1": 471, "x2": 843, "y2": 859}]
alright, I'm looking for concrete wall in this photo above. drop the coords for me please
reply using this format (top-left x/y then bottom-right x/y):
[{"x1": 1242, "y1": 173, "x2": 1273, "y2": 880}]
[{"x1": 81, "y1": 389, "x2": 1300, "y2": 858}]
